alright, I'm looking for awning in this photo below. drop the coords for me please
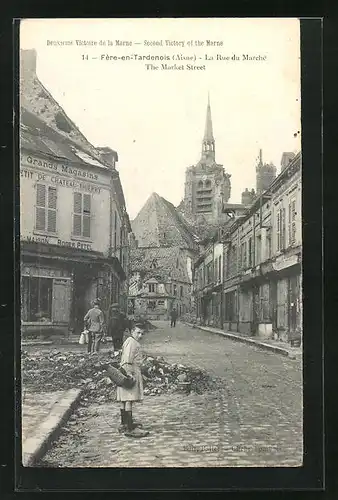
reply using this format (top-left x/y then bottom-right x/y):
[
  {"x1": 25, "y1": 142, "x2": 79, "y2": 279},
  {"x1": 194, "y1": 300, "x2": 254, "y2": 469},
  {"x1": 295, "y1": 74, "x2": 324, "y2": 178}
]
[{"x1": 21, "y1": 241, "x2": 126, "y2": 280}]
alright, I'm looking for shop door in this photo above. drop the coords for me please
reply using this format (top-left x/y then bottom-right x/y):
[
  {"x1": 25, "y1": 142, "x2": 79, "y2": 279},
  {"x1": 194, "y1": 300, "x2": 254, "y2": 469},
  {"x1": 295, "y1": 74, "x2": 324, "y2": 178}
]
[
  {"x1": 252, "y1": 285, "x2": 259, "y2": 335},
  {"x1": 52, "y1": 279, "x2": 71, "y2": 324},
  {"x1": 288, "y1": 275, "x2": 299, "y2": 334},
  {"x1": 270, "y1": 281, "x2": 277, "y2": 330}
]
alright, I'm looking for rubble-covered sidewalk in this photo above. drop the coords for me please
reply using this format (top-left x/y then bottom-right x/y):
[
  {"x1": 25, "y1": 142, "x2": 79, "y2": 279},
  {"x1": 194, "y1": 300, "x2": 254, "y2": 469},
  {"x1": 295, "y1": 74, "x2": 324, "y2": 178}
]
[{"x1": 22, "y1": 349, "x2": 218, "y2": 401}]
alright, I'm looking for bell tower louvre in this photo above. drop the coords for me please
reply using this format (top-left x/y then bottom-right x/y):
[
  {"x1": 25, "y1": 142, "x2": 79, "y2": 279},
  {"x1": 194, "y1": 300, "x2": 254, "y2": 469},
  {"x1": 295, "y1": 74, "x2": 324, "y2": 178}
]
[{"x1": 182, "y1": 94, "x2": 231, "y2": 223}]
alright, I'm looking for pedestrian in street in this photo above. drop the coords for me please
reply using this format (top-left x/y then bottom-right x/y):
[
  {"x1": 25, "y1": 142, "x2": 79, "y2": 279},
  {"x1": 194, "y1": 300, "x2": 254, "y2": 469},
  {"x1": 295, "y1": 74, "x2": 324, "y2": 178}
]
[
  {"x1": 117, "y1": 324, "x2": 149, "y2": 438},
  {"x1": 108, "y1": 303, "x2": 129, "y2": 355},
  {"x1": 170, "y1": 308, "x2": 178, "y2": 328},
  {"x1": 84, "y1": 300, "x2": 105, "y2": 354}
]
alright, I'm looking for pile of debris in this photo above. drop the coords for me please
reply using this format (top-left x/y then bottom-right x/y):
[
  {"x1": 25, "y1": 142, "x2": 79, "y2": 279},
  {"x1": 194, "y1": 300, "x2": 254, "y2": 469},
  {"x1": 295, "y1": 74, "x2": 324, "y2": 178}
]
[{"x1": 21, "y1": 350, "x2": 219, "y2": 403}]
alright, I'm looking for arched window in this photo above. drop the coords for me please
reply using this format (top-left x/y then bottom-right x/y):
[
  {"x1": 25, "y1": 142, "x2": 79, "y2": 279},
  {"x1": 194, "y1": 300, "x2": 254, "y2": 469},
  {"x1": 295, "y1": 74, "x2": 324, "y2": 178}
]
[
  {"x1": 198, "y1": 180, "x2": 203, "y2": 188},
  {"x1": 205, "y1": 179, "x2": 211, "y2": 188}
]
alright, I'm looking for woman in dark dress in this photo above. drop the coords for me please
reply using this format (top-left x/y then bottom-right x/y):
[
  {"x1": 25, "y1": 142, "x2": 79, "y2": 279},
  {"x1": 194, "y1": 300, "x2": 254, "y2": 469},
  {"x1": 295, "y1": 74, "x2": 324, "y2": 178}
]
[{"x1": 108, "y1": 304, "x2": 129, "y2": 354}]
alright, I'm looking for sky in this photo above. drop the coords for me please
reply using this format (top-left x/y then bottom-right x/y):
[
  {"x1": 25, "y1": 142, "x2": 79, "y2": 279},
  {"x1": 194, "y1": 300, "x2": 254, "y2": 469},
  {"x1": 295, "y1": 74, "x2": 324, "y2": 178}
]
[{"x1": 20, "y1": 18, "x2": 301, "y2": 220}]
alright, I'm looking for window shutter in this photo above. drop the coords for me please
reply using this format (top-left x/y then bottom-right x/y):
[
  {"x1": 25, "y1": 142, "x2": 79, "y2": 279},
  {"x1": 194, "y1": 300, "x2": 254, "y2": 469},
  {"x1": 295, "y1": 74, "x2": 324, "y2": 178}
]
[
  {"x1": 291, "y1": 200, "x2": 296, "y2": 244},
  {"x1": 83, "y1": 215, "x2": 90, "y2": 238},
  {"x1": 36, "y1": 184, "x2": 46, "y2": 231},
  {"x1": 288, "y1": 202, "x2": 292, "y2": 245},
  {"x1": 36, "y1": 207, "x2": 45, "y2": 231},
  {"x1": 48, "y1": 187, "x2": 57, "y2": 209},
  {"x1": 47, "y1": 187, "x2": 57, "y2": 233},
  {"x1": 73, "y1": 214, "x2": 82, "y2": 236},
  {"x1": 36, "y1": 184, "x2": 46, "y2": 207},
  {"x1": 47, "y1": 209, "x2": 57, "y2": 232},
  {"x1": 282, "y1": 208, "x2": 286, "y2": 249},
  {"x1": 83, "y1": 194, "x2": 91, "y2": 214},
  {"x1": 74, "y1": 192, "x2": 82, "y2": 214},
  {"x1": 277, "y1": 211, "x2": 280, "y2": 251},
  {"x1": 73, "y1": 193, "x2": 82, "y2": 236}
]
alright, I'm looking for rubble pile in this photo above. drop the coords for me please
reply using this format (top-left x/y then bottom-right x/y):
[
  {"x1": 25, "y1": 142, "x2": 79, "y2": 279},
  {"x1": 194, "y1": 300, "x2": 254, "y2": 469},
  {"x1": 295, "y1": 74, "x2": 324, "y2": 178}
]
[
  {"x1": 141, "y1": 355, "x2": 219, "y2": 395},
  {"x1": 21, "y1": 350, "x2": 218, "y2": 403}
]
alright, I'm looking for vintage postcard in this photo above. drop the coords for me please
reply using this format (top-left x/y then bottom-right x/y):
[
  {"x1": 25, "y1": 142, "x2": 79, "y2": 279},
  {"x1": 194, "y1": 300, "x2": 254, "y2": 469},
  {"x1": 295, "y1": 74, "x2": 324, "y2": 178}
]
[{"x1": 19, "y1": 18, "x2": 302, "y2": 468}]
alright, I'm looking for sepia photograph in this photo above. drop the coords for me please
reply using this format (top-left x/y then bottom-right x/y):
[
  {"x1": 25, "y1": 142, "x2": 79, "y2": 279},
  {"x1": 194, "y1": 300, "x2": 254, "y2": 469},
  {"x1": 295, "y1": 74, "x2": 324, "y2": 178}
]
[{"x1": 19, "y1": 18, "x2": 302, "y2": 468}]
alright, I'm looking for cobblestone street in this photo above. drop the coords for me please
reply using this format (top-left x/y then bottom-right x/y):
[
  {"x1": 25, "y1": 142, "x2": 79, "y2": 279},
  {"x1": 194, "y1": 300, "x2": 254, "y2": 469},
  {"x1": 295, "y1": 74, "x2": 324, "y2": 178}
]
[{"x1": 39, "y1": 322, "x2": 303, "y2": 467}]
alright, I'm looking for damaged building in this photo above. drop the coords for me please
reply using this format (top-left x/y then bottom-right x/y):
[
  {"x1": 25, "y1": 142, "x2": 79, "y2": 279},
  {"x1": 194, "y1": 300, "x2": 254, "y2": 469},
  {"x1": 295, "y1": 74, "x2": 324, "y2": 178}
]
[{"x1": 20, "y1": 49, "x2": 132, "y2": 337}]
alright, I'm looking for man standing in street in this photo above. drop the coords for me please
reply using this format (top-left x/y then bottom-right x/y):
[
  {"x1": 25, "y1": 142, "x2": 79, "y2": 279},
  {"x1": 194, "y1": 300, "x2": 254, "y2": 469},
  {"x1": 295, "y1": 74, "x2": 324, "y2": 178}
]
[
  {"x1": 170, "y1": 307, "x2": 178, "y2": 328},
  {"x1": 84, "y1": 300, "x2": 105, "y2": 354}
]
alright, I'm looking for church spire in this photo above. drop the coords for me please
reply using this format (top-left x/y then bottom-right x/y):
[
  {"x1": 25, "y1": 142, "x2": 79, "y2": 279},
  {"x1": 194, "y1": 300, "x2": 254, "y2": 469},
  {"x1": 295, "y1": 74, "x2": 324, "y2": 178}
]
[
  {"x1": 203, "y1": 92, "x2": 214, "y2": 142},
  {"x1": 201, "y1": 92, "x2": 215, "y2": 162}
]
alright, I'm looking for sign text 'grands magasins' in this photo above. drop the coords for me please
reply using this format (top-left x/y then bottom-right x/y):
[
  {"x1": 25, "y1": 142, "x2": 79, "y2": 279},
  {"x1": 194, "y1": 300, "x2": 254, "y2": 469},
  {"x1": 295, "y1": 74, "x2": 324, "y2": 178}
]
[
  {"x1": 21, "y1": 155, "x2": 103, "y2": 194},
  {"x1": 25, "y1": 154, "x2": 99, "y2": 181}
]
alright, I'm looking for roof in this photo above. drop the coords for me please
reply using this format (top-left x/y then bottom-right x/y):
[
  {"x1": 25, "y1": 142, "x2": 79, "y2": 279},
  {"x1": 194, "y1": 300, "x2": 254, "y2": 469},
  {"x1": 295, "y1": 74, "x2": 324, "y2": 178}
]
[
  {"x1": 131, "y1": 192, "x2": 199, "y2": 249},
  {"x1": 20, "y1": 108, "x2": 109, "y2": 170},
  {"x1": 20, "y1": 50, "x2": 108, "y2": 165},
  {"x1": 130, "y1": 246, "x2": 191, "y2": 283}
]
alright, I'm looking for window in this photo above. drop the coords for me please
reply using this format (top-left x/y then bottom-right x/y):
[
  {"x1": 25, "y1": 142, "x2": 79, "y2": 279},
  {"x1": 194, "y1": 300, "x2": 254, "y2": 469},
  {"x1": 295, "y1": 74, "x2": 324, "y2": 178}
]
[
  {"x1": 277, "y1": 207, "x2": 286, "y2": 251},
  {"x1": 22, "y1": 276, "x2": 53, "y2": 322},
  {"x1": 248, "y1": 238, "x2": 252, "y2": 267},
  {"x1": 173, "y1": 284, "x2": 177, "y2": 295},
  {"x1": 180, "y1": 285, "x2": 183, "y2": 297},
  {"x1": 256, "y1": 235, "x2": 262, "y2": 264},
  {"x1": 241, "y1": 242, "x2": 247, "y2": 269},
  {"x1": 114, "y1": 210, "x2": 117, "y2": 251},
  {"x1": 150, "y1": 259, "x2": 158, "y2": 269},
  {"x1": 119, "y1": 226, "x2": 123, "y2": 261},
  {"x1": 267, "y1": 230, "x2": 272, "y2": 259},
  {"x1": 73, "y1": 192, "x2": 91, "y2": 238},
  {"x1": 219, "y1": 255, "x2": 222, "y2": 282},
  {"x1": 148, "y1": 283, "x2": 156, "y2": 293},
  {"x1": 288, "y1": 199, "x2": 297, "y2": 245},
  {"x1": 35, "y1": 184, "x2": 57, "y2": 233}
]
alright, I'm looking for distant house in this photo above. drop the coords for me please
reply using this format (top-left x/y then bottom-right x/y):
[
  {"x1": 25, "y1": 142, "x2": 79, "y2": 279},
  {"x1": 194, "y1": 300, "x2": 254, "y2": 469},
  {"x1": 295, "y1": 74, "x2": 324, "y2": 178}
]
[{"x1": 128, "y1": 246, "x2": 193, "y2": 320}]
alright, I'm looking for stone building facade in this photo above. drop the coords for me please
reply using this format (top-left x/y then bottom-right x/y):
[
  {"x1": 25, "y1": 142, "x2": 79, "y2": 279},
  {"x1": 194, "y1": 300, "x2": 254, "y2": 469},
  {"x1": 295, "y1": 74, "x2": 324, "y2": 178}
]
[
  {"x1": 130, "y1": 192, "x2": 198, "y2": 319},
  {"x1": 128, "y1": 247, "x2": 194, "y2": 320},
  {"x1": 20, "y1": 49, "x2": 131, "y2": 337},
  {"x1": 193, "y1": 151, "x2": 302, "y2": 345}
]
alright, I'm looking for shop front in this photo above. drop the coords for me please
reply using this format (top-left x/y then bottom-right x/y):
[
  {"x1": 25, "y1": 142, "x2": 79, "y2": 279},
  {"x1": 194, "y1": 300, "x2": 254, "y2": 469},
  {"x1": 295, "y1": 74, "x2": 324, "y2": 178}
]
[
  {"x1": 262, "y1": 252, "x2": 302, "y2": 344},
  {"x1": 21, "y1": 241, "x2": 125, "y2": 337}
]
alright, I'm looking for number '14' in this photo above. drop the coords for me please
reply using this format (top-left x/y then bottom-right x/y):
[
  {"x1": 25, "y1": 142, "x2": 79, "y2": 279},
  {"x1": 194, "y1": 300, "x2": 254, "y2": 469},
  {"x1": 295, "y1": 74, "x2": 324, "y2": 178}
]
[{"x1": 82, "y1": 54, "x2": 88, "y2": 60}]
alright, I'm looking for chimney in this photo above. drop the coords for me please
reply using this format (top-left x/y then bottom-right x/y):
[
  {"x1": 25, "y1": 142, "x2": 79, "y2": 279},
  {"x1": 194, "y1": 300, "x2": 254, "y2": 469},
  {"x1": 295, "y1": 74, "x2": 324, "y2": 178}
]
[
  {"x1": 20, "y1": 49, "x2": 37, "y2": 79},
  {"x1": 281, "y1": 152, "x2": 296, "y2": 172},
  {"x1": 241, "y1": 188, "x2": 252, "y2": 206},
  {"x1": 97, "y1": 147, "x2": 118, "y2": 169}
]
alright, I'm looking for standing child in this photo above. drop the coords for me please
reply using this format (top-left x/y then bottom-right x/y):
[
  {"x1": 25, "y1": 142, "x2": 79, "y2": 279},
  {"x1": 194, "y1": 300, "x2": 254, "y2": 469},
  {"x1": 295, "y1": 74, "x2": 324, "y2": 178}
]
[{"x1": 116, "y1": 324, "x2": 149, "y2": 438}]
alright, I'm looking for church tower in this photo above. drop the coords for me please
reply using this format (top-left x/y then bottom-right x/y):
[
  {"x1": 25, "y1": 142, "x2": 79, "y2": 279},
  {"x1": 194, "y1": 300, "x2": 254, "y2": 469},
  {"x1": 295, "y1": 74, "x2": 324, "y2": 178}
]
[
  {"x1": 256, "y1": 149, "x2": 277, "y2": 195},
  {"x1": 201, "y1": 93, "x2": 215, "y2": 164},
  {"x1": 182, "y1": 94, "x2": 231, "y2": 223}
]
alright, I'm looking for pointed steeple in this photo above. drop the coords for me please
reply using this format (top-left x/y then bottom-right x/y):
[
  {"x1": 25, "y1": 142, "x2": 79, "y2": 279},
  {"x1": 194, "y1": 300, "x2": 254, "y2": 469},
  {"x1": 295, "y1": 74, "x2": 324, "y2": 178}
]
[
  {"x1": 201, "y1": 92, "x2": 215, "y2": 162},
  {"x1": 203, "y1": 92, "x2": 214, "y2": 142}
]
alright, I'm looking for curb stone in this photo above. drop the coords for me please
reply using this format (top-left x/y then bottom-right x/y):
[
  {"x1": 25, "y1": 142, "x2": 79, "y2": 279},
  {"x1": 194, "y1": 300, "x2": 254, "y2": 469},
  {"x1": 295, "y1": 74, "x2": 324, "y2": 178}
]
[
  {"x1": 22, "y1": 388, "x2": 83, "y2": 466},
  {"x1": 22, "y1": 337, "x2": 114, "y2": 347},
  {"x1": 185, "y1": 323, "x2": 296, "y2": 357}
]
